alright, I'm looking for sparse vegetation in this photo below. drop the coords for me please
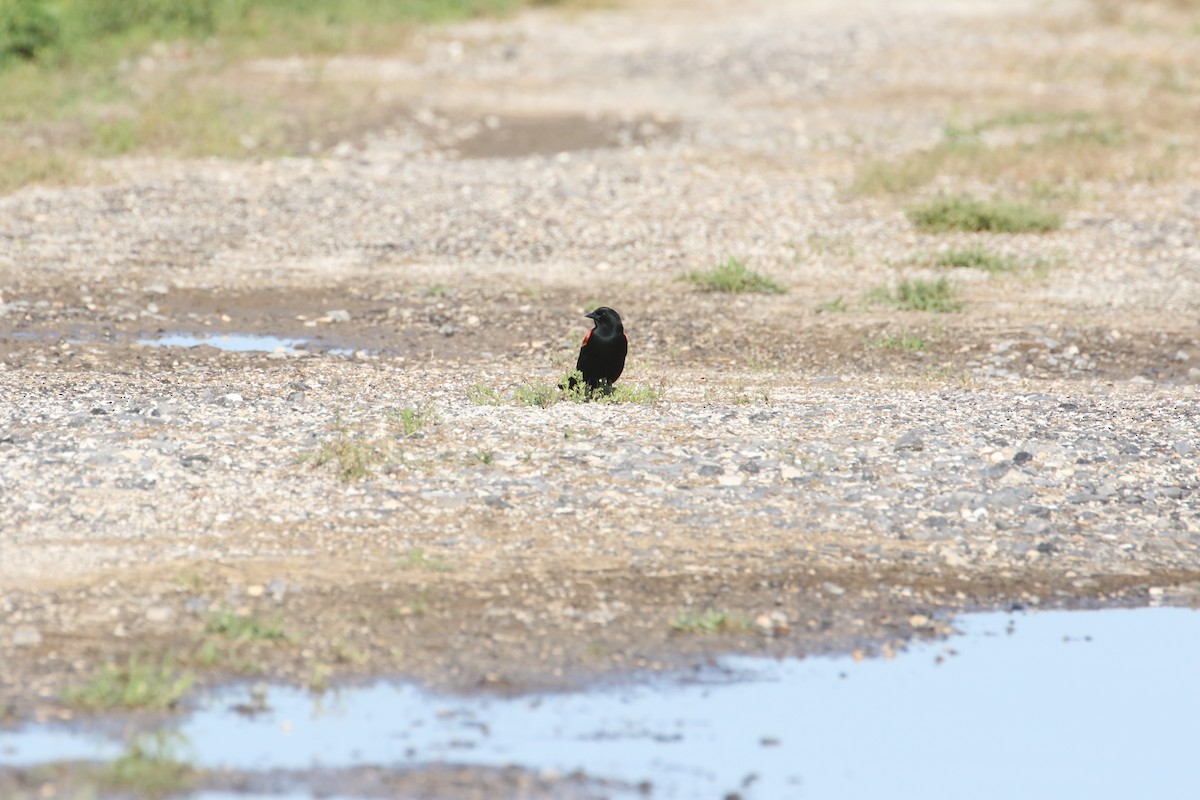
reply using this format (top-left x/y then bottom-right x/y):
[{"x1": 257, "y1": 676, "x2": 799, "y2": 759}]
[
  {"x1": 869, "y1": 332, "x2": 928, "y2": 352},
  {"x1": 681, "y1": 257, "x2": 786, "y2": 294},
  {"x1": 471, "y1": 449, "x2": 495, "y2": 465},
  {"x1": 62, "y1": 655, "x2": 194, "y2": 711},
  {"x1": 391, "y1": 406, "x2": 435, "y2": 437},
  {"x1": 852, "y1": 107, "x2": 1138, "y2": 195},
  {"x1": 308, "y1": 424, "x2": 396, "y2": 481},
  {"x1": 817, "y1": 295, "x2": 849, "y2": 313},
  {"x1": 468, "y1": 383, "x2": 504, "y2": 405},
  {"x1": 935, "y1": 245, "x2": 1017, "y2": 273},
  {"x1": 907, "y1": 196, "x2": 1061, "y2": 234},
  {"x1": 398, "y1": 547, "x2": 451, "y2": 572},
  {"x1": 513, "y1": 379, "x2": 564, "y2": 408},
  {"x1": 205, "y1": 610, "x2": 287, "y2": 642},
  {"x1": 0, "y1": 0, "x2": 583, "y2": 193},
  {"x1": 671, "y1": 609, "x2": 750, "y2": 634},
  {"x1": 867, "y1": 278, "x2": 963, "y2": 313},
  {"x1": 502, "y1": 375, "x2": 663, "y2": 407}
]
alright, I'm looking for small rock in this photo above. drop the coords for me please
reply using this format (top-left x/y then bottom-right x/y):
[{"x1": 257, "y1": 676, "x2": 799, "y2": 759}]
[
  {"x1": 439, "y1": 323, "x2": 458, "y2": 336},
  {"x1": 1013, "y1": 451, "x2": 1033, "y2": 465},
  {"x1": 1173, "y1": 351, "x2": 1189, "y2": 362},
  {"x1": 246, "y1": 585, "x2": 265, "y2": 598},
  {"x1": 909, "y1": 614, "x2": 930, "y2": 628},
  {"x1": 12, "y1": 626, "x2": 42, "y2": 647},
  {"x1": 1173, "y1": 440, "x2": 1195, "y2": 456},
  {"x1": 894, "y1": 429, "x2": 924, "y2": 452},
  {"x1": 326, "y1": 309, "x2": 351, "y2": 323},
  {"x1": 218, "y1": 393, "x2": 244, "y2": 406},
  {"x1": 717, "y1": 474, "x2": 744, "y2": 487},
  {"x1": 145, "y1": 606, "x2": 173, "y2": 623},
  {"x1": 144, "y1": 283, "x2": 169, "y2": 296}
]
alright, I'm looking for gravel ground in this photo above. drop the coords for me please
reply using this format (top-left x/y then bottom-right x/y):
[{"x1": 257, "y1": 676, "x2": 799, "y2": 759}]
[{"x1": 1, "y1": 0, "x2": 1199, "y2": 742}]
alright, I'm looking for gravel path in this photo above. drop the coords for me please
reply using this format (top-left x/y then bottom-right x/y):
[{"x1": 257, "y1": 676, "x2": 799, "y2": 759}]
[{"x1": 1, "y1": 0, "x2": 1199, "y2": 718}]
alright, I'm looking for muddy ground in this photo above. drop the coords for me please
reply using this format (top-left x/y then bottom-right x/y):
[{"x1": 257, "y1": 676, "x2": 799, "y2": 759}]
[{"x1": 1, "y1": 0, "x2": 1200, "y2": 794}]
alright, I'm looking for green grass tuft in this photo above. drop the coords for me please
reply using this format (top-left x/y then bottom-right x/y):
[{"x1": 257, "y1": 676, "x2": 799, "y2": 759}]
[
  {"x1": 398, "y1": 547, "x2": 451, "y2": 572},
  {"x1": 62, "y1": 655, "x2": 194, "y2": 711},
  {"x1": 681, "y1": 257, "x2": 786, "y2": 294},
  {"x1": 467, "y1": 383, "x2": 504, "y2": 405},
  {"x1": 670, "y1": 609, "x2": 750, "y2": 634},
  {"x1": 935, "y1": 244, "x2": 1017, "y2": 272},
  {"x1": 907, "y1": 196, "x2": 1061, "y2": 233},
  {"x1": 391, "y1": 406, "x2": 435, "y2": 437},
  {"x1": 205, "y1": 610, "x2": 287, "y2": 642},
  {"x1": 869, "y1": 332, "x2": 928, "y2": 352},
  {"x1": 867, "y1": 277, "x2": 962, "y2": 313},
  {"x1": 308, "y1": 427, "x2": 394, "y2": 481}
]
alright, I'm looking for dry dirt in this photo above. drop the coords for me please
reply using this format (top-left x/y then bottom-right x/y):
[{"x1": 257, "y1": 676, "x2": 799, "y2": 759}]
[{"x1": 1, "y1": 0, "x2": 1199, "y2": 757}]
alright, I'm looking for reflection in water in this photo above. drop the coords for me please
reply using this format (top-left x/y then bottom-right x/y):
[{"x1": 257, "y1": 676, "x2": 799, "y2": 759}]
[
  {"x1": 2, "y1": 608, "x2": 1198, "y2": 799},
  {"x1": 138, "y1": 333, "x2": 352, "y2": 355}
]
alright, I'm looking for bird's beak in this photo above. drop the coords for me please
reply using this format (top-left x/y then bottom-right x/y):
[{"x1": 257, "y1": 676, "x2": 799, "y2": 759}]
[{"x1": 584, "y1": 310, "x2": 598, "y2": 320}]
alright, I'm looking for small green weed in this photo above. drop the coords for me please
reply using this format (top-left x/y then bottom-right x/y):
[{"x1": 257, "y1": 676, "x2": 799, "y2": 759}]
[
  {"x1": 513, "y1": 379, "x2": 562, "y2": 408},
  {"x1": 468, "y1": 383, "x2": 503, "y2": 405},
  {"x1": 869, "y1": 332, "x2": 928, "y2": 352},
  {"x1": 309, "y1": 428, "x2": 393, "y2": 481},
  {"x1": 671, "y1": 609, "x2": 750, "y2": 634},
  {"x1": 598, "y1": 383, "x2": 665, "y2": 404},
  {"x1": 398, "y1": 547, "x2": 451, "y2": 572},
  {"x1": 867, "y1": 277, "x2": 962, "y2": 313},
  {"x1": 99, "y1": 731, "x2": 196, "y2": 799},
  {"x1": 907, "y1": 196, "x2": 1061, "y2": 233},
  {"x1": 63, "y1": 655, "x2": 194, "y2": 711},
  {"x1": 935, "y1": 244, "x2": 1016, "y2": 272},
  {"x1": 471, "y1": 449, "x2": 495, "y2": 465},
  {"x1": 205, "y1": 610, "x2": 287, "y2": 642},
  {"x1": 817, "y1": 295, "x2": 849, "y2": 313},
  {"x1": 391, "y1": 406, "x2": 434, "y2": 437},
  {"x1": 681, "y1": 257, "x2": 786, "y2": 294}
]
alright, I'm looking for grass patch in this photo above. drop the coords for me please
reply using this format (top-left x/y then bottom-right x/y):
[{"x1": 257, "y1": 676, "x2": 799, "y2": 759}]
[
  {"x1": 308, "y1": 426, "x2": 395, "y2": 481},
  {"x1": 205, "y1": 610, "x2": 287, "y2": 642},
  {"x1": 99, "y1": 731, "x2": 196, "y2": 799},
  {"x1": 869, "y1": 332, "x2": 928, "y2": 352},
  {"x1": 670, "y1": 609, "x2": 750, "y2": 634},
  {"x1": 907, "y1": 196, "x2": 1061, "y2": 233},
  {"x1": 867, "y1": 277, "x2": 962, "y2": 313},
  {"x1": 680, "y1": 257, "x2": 786, "y2": 294},
  {"x1": 62, "y1": 655, "x2": 194, "y2": 711},
  {"x1": 0, "y1": 142, "x2": 78, "y2": 193},
  {"x1": 935, "y1": 244, "x2": 1017, "y2": 273},
  {"x1": 513, "y1": 379, "x2": 565, "y2": 408},
  {"x1": 507, "y1": 375, "x2": 663, "y2": 407},
  {"x1": 397, "y1": 547, "x2": 451, "y2": 572},
  {"x1": 851, "y1": 108, "x2": 1135, "y2": 195},
  {"x1": 817, "y1": 295, "x2": 849, "y2": 313},
  {"x1": 390, "y1": 406, "x2": 435, "y2": 437},
  {"x1": 468, "y1": 383, "x2": 504, "y2": 405},
  {"x1": 0, "y1": 0, "x2": 585, "y2": 193}
]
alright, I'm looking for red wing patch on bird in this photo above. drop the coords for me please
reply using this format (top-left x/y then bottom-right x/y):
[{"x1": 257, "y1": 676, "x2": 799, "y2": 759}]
[
  {"x1": 581, "y1": 330, "x2": 592, "y2": 346},
  {"x1": 623, "y1": 333, "x2": 628, "y2": 343}
]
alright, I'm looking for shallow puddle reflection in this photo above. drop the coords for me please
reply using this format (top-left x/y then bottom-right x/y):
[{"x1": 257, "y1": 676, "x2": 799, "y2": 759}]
[
  {"x1": 2, "y1": 607, "x2": 1198, "y2": 798},
  {"x1": 138, "y1": 333, "x2": 352, "y2": 355}
]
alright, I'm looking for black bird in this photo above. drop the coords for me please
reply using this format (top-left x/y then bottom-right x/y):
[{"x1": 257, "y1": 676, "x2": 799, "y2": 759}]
[{"x1": 568, "y1": 306, "x2": 627, "y2": 392}]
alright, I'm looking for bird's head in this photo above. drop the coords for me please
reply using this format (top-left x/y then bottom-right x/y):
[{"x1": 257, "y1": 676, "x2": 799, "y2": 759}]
[{"x1": 585, "y1": 306, "x2": 623, "y2": 330}]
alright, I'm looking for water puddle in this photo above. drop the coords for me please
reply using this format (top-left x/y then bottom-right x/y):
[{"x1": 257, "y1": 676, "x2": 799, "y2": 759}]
[
  {"x1": 138, "y1": 333, "x2": 353, "y2": 356},
  {"x1": 2, "y1": 607, "x2": 1198, "y2": 798}
]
